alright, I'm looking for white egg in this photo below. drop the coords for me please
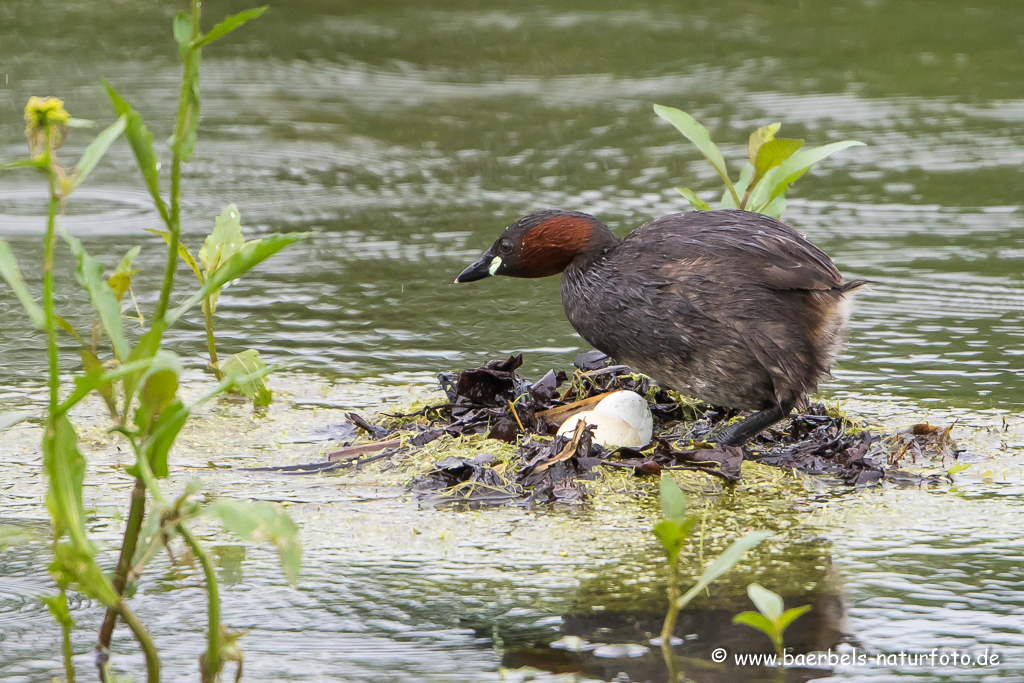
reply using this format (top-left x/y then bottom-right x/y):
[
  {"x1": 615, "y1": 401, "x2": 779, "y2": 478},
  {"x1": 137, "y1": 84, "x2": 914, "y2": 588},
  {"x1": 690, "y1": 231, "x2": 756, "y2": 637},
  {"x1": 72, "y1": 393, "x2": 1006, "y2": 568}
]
[
  {"x1": 556, "y1": 410, "x2": 642, "y2": 448},
  {"x1": 591, "y1": 391, "x2": 653, "y2": 445}
]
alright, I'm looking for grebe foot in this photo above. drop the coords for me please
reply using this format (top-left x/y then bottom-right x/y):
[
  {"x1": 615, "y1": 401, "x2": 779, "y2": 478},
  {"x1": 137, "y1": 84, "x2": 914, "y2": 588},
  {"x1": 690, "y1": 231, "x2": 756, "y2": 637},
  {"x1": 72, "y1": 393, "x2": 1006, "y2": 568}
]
[{"x1": 714, "y1": 403, "x2": 793, "y2": 447}]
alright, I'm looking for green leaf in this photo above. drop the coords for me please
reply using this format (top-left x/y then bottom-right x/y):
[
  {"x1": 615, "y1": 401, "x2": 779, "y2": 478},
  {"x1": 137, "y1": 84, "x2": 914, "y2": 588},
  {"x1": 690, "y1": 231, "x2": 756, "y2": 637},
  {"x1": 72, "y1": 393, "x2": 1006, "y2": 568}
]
[
  {"x1": 223, "y1": 349, "x2": 272, "y2": 407},
  {"x1": 653, "y1": 104, "x2": 739, "y2": 206},
  {"x1": 173, "y1": 11, "x2": 193, "y2": 59},
  {"x1": 677, "y1": 530, "x2": 772, "y2": 609},
  {"x1": 43, "y1": 416, "x2": 88, "y2": 548},
  {"x1": 722, "y1": 164, "x2": 755, "y2": 209},
  {"x1": 654, "y1": 516, "x2": 697, "y2": 557},
  {"x1": 747, "y1": 583, "x2": 785, "y2": 622},
  {"x1": 104, "y1": 83, "x2": 168, "y2": 222},
  {"x1": 145, "y1": 228, "x2": 203, "y2": 281},
  {"x1": 777, "y1": 604, "x2": 813, "y2": 633},
  {"x1": 107, "y1": 245, "x2": 141, "y2": 303},
  {"x1": 0, "y1": 411, "x2": 32, "y2": 432},
  {"x1": 129, "y1": 352, "x2": 185, "y2": 478},
  {"x1": 167, "y1": 232, "x2": 311, "y2": 325},
  {"x1": 121, "y1": 322, "x2": 166, "y2": 414},
  {"x1": 194, "y1": 7, "x2": 268, "y2": 49},
  {"x1": 143, "y1": 399, "x2": 188, "y2": 478},
  {"x1": 206, "y1": 500, "x2": 302, "y2": 585},
  {"x1": 199, "y1": 204, "x2": 247, "y2": 275},
  {"x1": 51, "y1": 541, "x2": 118, "y2": 605},
  {"x1": 754, "y1": 138, "x2": 805, "y2": 181},
  {"x1": 42, "y1": 591, "x2": 74, "y2": 628},
  {"x1": 61, "y1": 229, "x2": 131, "y2": 361},
  {"x1": 760, "y1": 196, "x2": 787, "y2": 219},
  {"x1": 947, "y1": 462, "x2": 972, "y2": 476},
  {"x1": 654, "y1": 520, "x2": 682, "y2": 555},
  {"x1": 69, "y1": 115, "x2": 127, "y2": 192},
  {"x1": 749, "y1": 140, "x2": 865, "y2": 212},
  {"x1": 0, "y1": 238, "x2": 45, "y2": 328},
  {"x1": 113, "y1": 246, "x2": 141, "y2": 276},
  {"x1": 747, "y1": 123, "x2": 781, "y2": 166},
  {"x1": 736, "y1": 163, "x2": 755, "y2": 198},
  {"x1": 133, "y1": 351, "x2": 183, "y2": 436},
  {"x1": 200, "y1": 204, "x2": 252, "y2": 314},
  {"x1": 79, "y1": 349, "x2": 118, "y2": 418},
  {"x1": 676, "y1": 188, "x2": 710, "y2": 211},
  {"x1": 140, "y1": 353, "x2": 181, "y2": 416},
  {"x1": 60, "y1": 356, "x2": 159, "y2": 416},
  {"x1": 659, "y1": 474, "x2": 687, "y2": 525},
  {"x1": 0, "y1": 158, "x2": 43, "y2": 172},
  {"x1": 56, "y1": 316, "x2": 86, "y2": 345},
  {"x1": 198, "y1": 205, "x2": 248, "y2": 319},
  {"x1": 732, "y1": 610, "x2": 774, "y2": 637}
]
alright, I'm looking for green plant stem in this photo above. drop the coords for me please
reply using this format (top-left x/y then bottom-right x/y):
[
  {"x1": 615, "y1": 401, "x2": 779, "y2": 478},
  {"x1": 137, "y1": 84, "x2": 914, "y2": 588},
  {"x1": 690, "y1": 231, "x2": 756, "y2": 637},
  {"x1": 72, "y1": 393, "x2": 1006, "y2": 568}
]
[
  {"x1": 203, "y1": 300, "x2": 224, "y2": 380},
  {"x1": 154, "y1": 120, "x2": 184, "y2": 324},
  {"x1": 132, "y1": 440, "x2": 166, "y2": 506},
  {"x1": 98, "y1": 441, "x2": 165, "y2": 682},
  {"x1": 179, "y1": 525, "x2": 221, "y2": 682},
  {"x1": 725, "y1": 182, "x2": 742, "y2": 209},
  {"x1": 154, "y1": 0, "x2": 201, "y2": 325},
  {"x1": 660, "y1": 550, "x2": 681, "y2": 683},
  {"x1": 42, "y1": 137, "x2": 76, "y2": 683},
  {"x1": 115, "y1": 600, "x2": 160, "y2": 683},
  {"x1": 62, "y1": 622, "x2": 76, "y2": 682},
  {"x1": 740, "y1": 184, "x2": 754, "y2": 210},
  {"x1": 59, "y1": 587, "x2": 76, "y2": 683},
  {"x1": 42, "y1": 137, "x2": 60, "y2": 420},
  {"x1": 96, "y1": 478, "x2": 147, "y2": 675}
]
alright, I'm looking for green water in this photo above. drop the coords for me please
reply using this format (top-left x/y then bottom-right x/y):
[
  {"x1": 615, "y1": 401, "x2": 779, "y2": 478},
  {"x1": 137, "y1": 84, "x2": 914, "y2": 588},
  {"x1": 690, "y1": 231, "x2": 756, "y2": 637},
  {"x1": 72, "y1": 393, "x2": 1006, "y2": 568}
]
[{"x1": 2, "y1": 1, "x2": 1024, "y2": 681}]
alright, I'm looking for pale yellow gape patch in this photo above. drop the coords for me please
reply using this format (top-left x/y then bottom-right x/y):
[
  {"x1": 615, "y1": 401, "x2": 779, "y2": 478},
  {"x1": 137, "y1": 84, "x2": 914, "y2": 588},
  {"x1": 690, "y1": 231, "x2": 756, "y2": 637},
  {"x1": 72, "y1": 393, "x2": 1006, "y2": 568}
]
[{"x1": 488, "y1": 256, "x2": 502, "y2": 275}]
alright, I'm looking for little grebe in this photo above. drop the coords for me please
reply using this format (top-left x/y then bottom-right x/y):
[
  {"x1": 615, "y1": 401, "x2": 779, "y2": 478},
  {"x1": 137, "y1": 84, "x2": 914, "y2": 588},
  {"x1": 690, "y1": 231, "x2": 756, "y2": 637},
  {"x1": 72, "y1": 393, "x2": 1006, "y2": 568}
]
[{"x1": 455, "y1": 209, "x2": 866, "y2": 446}]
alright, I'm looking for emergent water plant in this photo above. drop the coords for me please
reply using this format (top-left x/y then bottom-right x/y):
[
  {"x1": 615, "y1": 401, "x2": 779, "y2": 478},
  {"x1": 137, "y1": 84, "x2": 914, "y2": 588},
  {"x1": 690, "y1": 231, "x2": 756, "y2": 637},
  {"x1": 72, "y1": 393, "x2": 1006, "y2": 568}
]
[
  {"x1": 733, "y1": 583, "x2": 812, "y2": 660},
  {"x1": 148, "y1": 202, "x2": 273, "y2": 399},
  {"x1": 654, "y1": 474, "x2": 772, "y2": 682},
  {"x1": 653, "y1": 104, "x2": 865, "y2": 219},
  {"x1": 0, "y1": 3, "x2": 306, "y2": 682}
]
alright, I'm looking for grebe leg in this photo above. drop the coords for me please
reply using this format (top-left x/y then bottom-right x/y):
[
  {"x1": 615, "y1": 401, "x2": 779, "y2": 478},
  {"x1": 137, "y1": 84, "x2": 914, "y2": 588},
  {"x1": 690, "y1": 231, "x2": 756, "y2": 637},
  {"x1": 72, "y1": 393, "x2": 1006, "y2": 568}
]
[{"x1": 714, "y1": 401, "x2": 794, "y2": 447}]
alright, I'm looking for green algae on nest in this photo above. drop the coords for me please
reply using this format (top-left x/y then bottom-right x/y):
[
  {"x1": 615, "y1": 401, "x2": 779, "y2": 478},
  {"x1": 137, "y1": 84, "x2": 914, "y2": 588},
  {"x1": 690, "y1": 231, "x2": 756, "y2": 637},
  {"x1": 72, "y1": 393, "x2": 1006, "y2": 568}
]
[
  {"x1": 187, "y1": 357, "x2": 971, "y2": 508},
  {"x1": 317, "y1": 355, "x2": 906, "y2": 504}
]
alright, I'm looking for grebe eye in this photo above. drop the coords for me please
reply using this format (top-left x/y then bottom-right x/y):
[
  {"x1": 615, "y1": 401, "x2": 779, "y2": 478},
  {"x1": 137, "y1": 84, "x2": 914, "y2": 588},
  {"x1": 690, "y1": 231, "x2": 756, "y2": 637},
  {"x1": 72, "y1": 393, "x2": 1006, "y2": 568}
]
[{"x1": 499, "y1": 240, "x2": 513, "y2": 254}]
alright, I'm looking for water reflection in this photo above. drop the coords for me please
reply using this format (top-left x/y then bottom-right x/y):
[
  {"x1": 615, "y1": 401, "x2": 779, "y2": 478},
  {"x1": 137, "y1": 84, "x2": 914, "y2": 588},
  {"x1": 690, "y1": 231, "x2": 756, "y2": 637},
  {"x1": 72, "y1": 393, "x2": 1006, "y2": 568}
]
[{"x1": 503, "y1": 541, "x2": 846, "y2": 682}]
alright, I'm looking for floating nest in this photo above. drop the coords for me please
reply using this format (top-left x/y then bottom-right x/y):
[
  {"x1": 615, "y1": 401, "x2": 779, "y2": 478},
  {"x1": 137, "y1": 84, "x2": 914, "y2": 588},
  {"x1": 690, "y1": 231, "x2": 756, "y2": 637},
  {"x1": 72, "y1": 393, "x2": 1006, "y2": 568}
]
[{"x1": 258, "y1": 354, "x2": 964, "y2": 505}]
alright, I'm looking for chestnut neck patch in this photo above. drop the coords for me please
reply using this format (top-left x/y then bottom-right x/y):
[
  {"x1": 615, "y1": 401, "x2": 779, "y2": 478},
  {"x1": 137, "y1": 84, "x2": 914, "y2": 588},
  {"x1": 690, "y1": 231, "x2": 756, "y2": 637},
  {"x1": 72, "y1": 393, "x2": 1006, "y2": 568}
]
[{"x1": 512, "y1": 214, "x2": 616, "y2": 278}]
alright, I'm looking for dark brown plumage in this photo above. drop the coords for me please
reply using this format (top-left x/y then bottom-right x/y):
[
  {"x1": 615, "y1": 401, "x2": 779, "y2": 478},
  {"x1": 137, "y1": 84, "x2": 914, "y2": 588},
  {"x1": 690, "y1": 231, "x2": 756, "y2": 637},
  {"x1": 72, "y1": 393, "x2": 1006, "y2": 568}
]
[{"x1": 456, "y1": 209, "x2": 865, "y2": 445}]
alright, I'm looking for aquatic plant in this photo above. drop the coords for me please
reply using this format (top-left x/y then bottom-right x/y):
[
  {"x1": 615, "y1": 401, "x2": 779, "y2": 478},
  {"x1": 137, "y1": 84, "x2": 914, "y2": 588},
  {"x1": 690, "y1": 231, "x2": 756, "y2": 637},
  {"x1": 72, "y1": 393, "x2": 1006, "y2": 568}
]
[
  {"x1": 148, "y1": 203, "x2": 274, "y2": 397},
  {"x1": 654, "y1": 474, "x2": 771, "y2": 681},
  {"x1": 947, "y1": 461, "x2": 972, "y2": 477},
  {"x1": 0, "y1": 3, "x2": 306, "y2": 682},
  {"x1": 653, "y1": 104, "x2": 864, "y2": 218},
  {"x1": 733, "y1": 583, "x2": 812, "y2": 660}
]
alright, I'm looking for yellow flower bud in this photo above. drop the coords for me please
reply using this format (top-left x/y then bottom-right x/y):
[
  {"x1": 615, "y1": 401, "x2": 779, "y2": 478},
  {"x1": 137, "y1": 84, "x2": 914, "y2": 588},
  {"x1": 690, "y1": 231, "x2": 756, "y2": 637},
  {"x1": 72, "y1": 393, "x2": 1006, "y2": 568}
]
[{"x1": 24, "y1": 96, "x2": 70, "y2": 156}]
